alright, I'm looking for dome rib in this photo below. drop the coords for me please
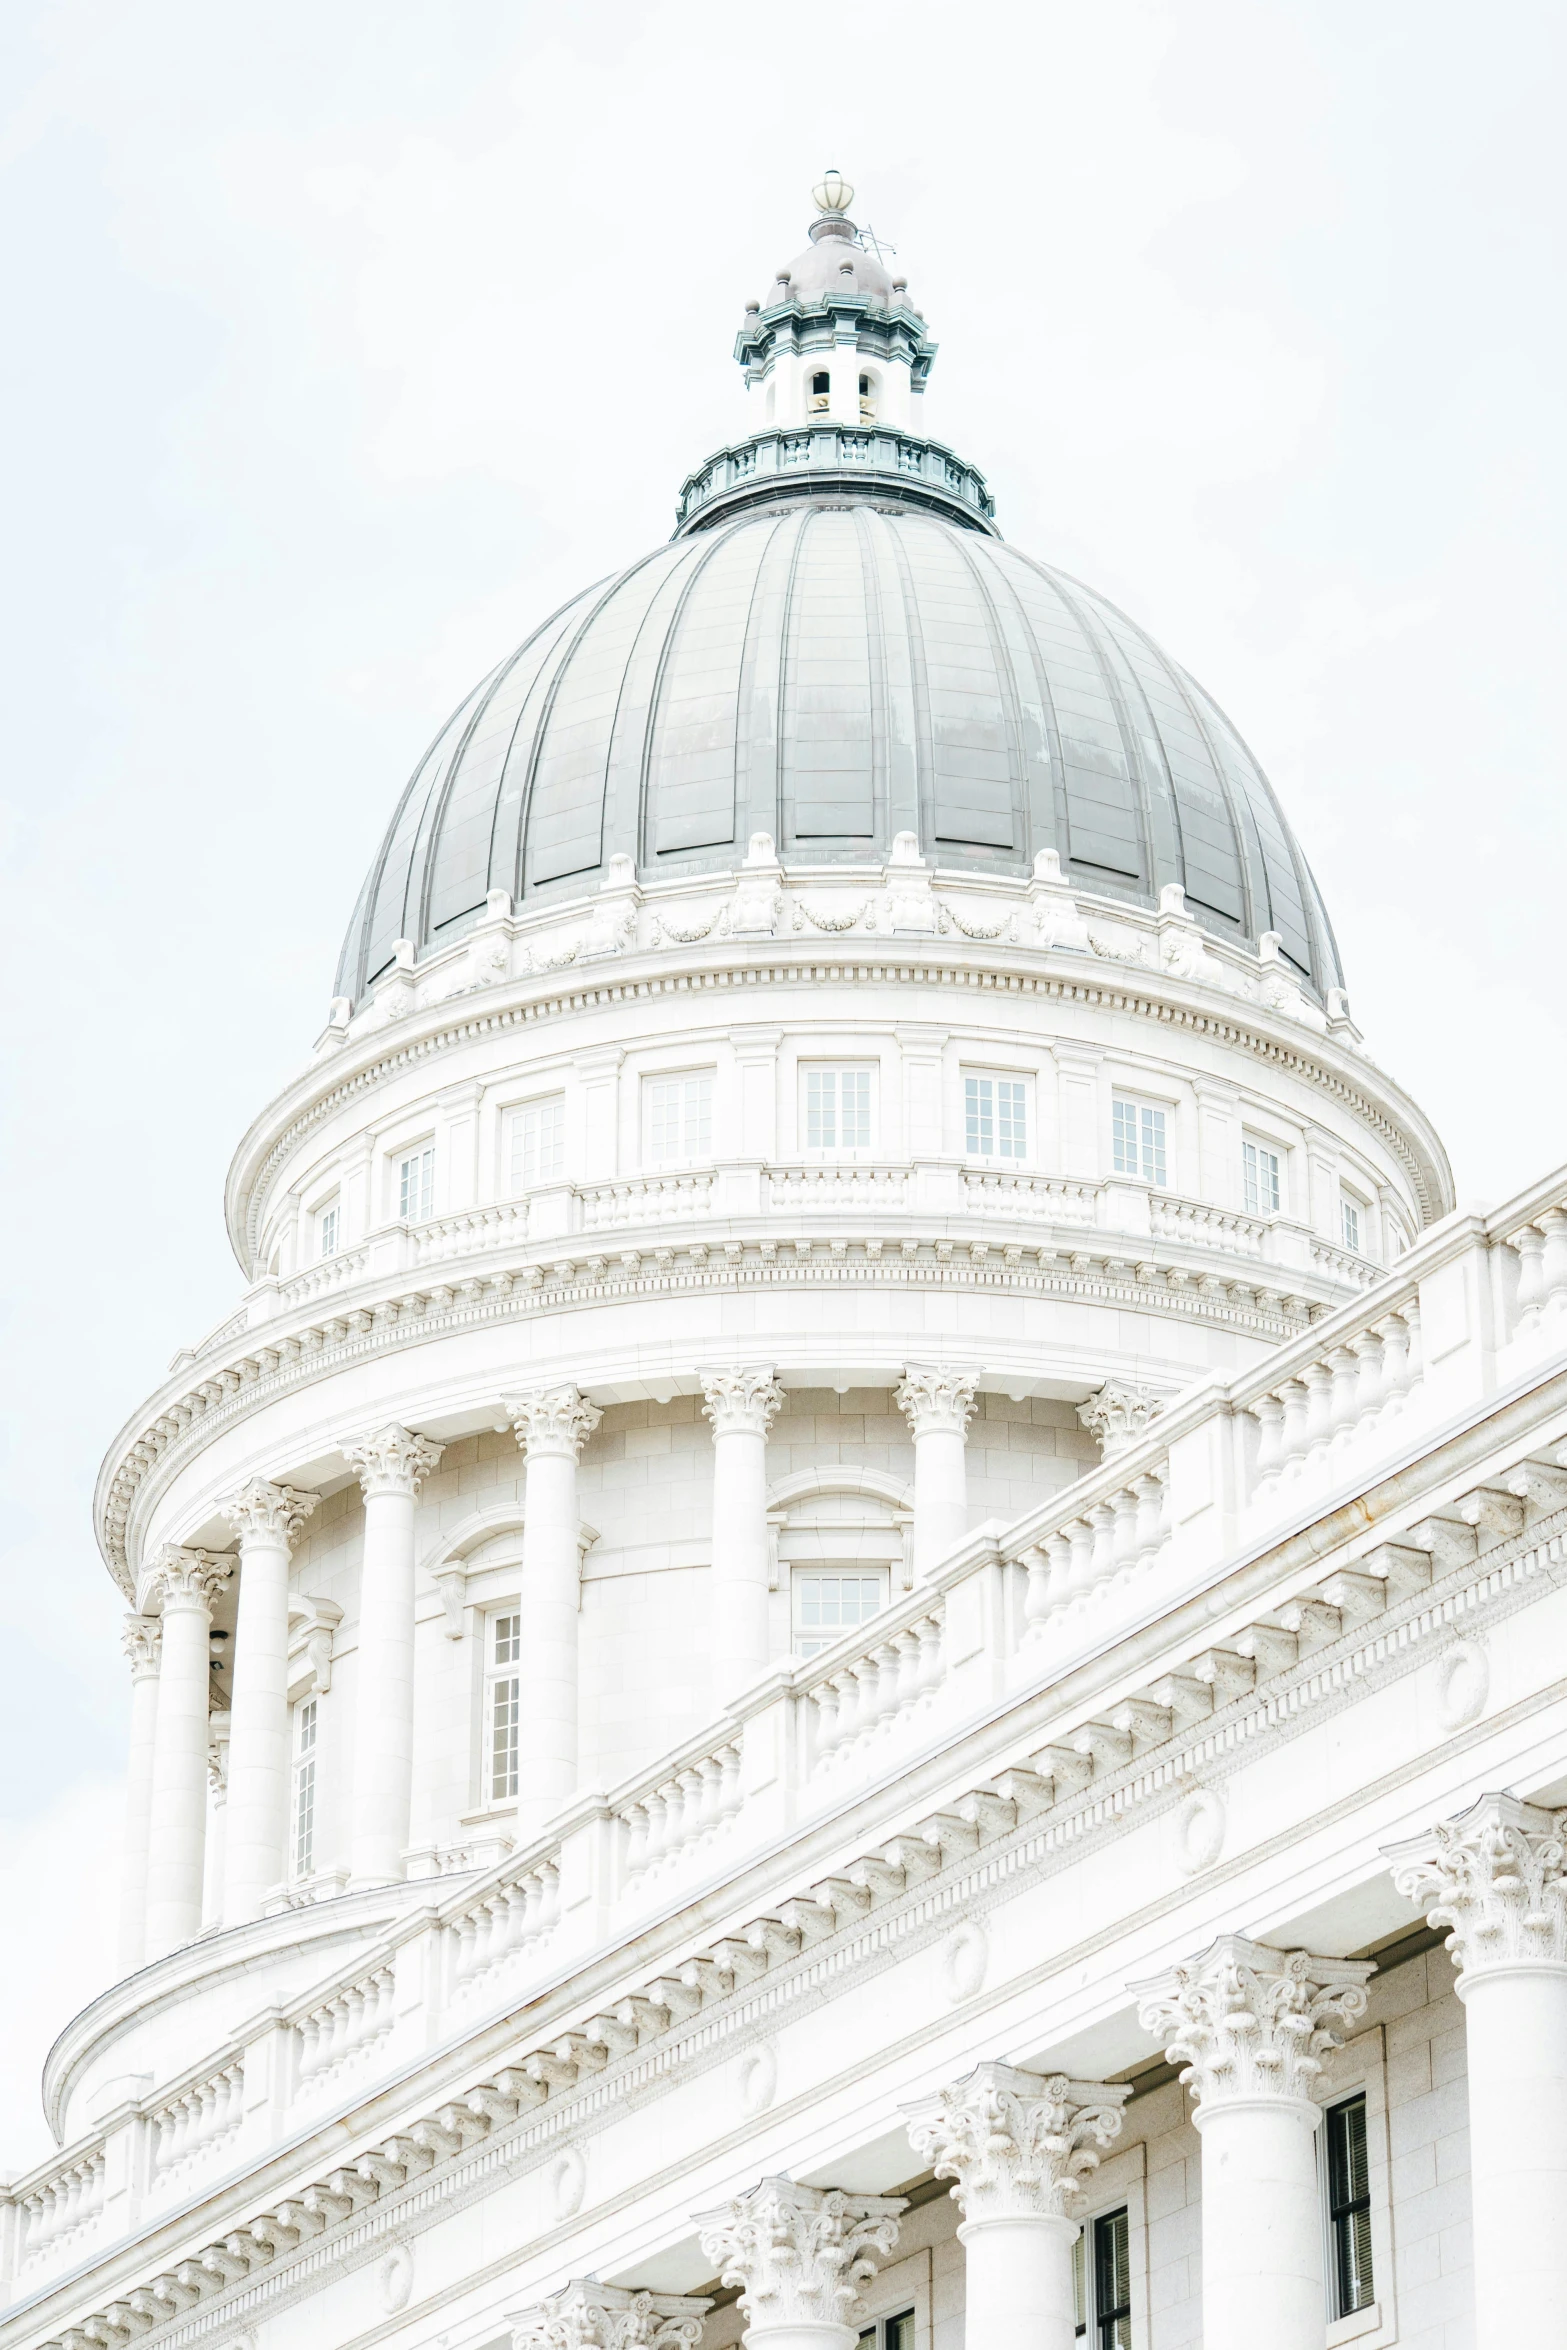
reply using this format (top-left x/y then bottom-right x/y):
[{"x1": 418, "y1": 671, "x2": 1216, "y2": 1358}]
[{"x1": 337, "y1": 505, "x2": 1345, "y2": 1003}]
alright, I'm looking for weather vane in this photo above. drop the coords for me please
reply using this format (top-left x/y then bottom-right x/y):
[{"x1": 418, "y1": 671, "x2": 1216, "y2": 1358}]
[{"x1": 858, "y1": 224, "x2": 897, "y2": 263}]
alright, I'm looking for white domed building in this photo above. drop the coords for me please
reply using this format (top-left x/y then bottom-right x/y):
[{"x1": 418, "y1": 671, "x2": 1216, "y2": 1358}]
[{"x1": 10, "y1": 179, "x2": 1567, "y2": 2350}]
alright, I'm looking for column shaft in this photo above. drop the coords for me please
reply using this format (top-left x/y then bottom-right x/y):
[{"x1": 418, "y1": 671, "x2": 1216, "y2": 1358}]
[
  {"x1": 116, "y1": 1618, "x2": 162, "y2": 1974},
  {"x1": 896, "y1": 1366, "x2": 978, "y2": 1574},
  {"x1": 221, "y1": 1480, "x2": 317, "y2": 1924},
  {"x1": 143, "y1": 1553, "x2": 228, "y2": 1959},
  {"x1": 959, "y1": 2212, "x2": 1078, "y2": 2350},
  {"x1": 702, "y1": 1368, "x2": 783, "y2": 1696},
  {"x1": 1464, "y1": 1968, "x2": 1567, "y2": 2344},
  {"x1": 507, "y1": 1388, "x2": 600, "y2": 1835},
  {"x1": 1194, "y1": 2100, "x2": 1325, "y2": 2350},
  {"x1": 342, "y1": 1426, "x2": 442, "y2": 1887}
]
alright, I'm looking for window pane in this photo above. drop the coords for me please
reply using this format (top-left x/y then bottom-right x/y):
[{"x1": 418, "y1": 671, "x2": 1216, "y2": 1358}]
[
  {"x1": 1072, "y1": 2228, "x2": 1087, "y2": 2333},
  {"x1": 842, "y1": 1069, "x2": 871, "y2": 1149},
  {"x1": 292, "y1": 1698, "x2": 317, "y2": 1876},
  {"x1": 808, "y1": 1067, "x2": 835, "y2": 1149},
  {"x1": 1113, "y1": 1097, "x2": 1163, "y2": 1184},
  {"x1": 319, "y1": 1205, "x2": 338, "y2": 1259},
  {"x1": 647, "y1": 1074, "x2": 713, "y2": 1163},
  {"x1": 490, "y1": 1672, "x2": 520, "y2": 1801},
  {"x1": 793, "y1": 1570, "x2": 887, "y2": 1657},
  {"x1": 1112, "y1": 1096, "x2": 1137, "y2": 1175},
  {"x1": 1094, "y1": 2208, "x2": 1131, "y2": 2350},
  {"x1": 1342, "y1": 1199, "x2": 1360, "y2": 1252},
  {"x1": 399, "y1": 1146, "x2": 435, "y2": 1222},
  {"x1": 1328, "y1": 2096, "x2": 1374, "y2": 2316},
  {"x1": 1141, "y1": 1103, "x2": 1166, "y2": 1187},
  {"x1": 997, "y1": 1079, "x2": 1026, "y2": 1158},
  {"x1": 966, "y1": 1073, "x2": 993, "y2": 1156}
]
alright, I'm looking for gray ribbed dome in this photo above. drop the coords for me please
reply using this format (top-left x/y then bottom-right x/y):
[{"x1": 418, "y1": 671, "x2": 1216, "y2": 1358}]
[{"x1": 337, "y1": 503, "x2": 1342, "y2": 1004}]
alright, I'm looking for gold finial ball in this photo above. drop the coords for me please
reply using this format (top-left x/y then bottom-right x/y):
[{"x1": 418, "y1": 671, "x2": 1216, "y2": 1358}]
[{"x1": 813, "y1": 169, "x2": 854, "y2": 216}]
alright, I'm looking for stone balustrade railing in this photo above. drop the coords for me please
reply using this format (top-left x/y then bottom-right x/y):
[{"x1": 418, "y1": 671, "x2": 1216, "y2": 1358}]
[
  {"x1": 293, "y1": 1967, "x2": 396, "y2": 2091},
  {"x1": 445, "y1": 1857, "x2": 562, "y2": 1998},
  {"x1": 145, "y1": 2063, "x2": 244, "y2": 2187},
  {"x1": 616, "y1": 1742, "x2": 744, "y2": 1888},
  {"x1": 15, "y1": 2153, "x2": 105, "y2": 2269}
]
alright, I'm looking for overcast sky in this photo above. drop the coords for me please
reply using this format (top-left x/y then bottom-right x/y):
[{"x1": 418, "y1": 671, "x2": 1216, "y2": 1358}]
[{"x1": 1, "y1": 0, "x2": 1563, "y2": 2168}]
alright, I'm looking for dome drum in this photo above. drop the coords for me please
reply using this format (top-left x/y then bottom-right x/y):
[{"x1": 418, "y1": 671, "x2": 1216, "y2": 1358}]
[{"x1": 675, "y1": 425, "x2": 996, "y2": 535}]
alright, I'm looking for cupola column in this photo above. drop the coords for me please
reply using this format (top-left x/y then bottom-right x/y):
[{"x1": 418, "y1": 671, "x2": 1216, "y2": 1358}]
[
  {"x1": 219, "y1": 1477, "x2": 319, "y2": 1923},
  {"x1": 902, "y1": 2064, "x2": 1130, "y2": 2350},
  {"x1": 1388, "y1": 1793, "x2": 1567, "y2": 2349},
  {"x1": 341, "y1": 1424, "x2": 444, "y2": 1887},
  {"x1": 505, "y1": 1385, "x2": 602, "y2": 1833},
  {"x1": 696, "y1": 2178, "x2": 906, "y2": 2350},
  {"x1": 116, "y1": 1612, "x2": 162, "y2": 1972},
  {"x1": 701, "y1": 1367, "x2": 785, "y2": 1695},
  {"x1": 896, "y1": 1364, "x2": 979, "y2": 1574},
  {"x1": 1134, "y1": 1936, "x2": 1374, "y2": 2350},
  {"x1": 143, "y1": 1547, "x2": 232, "y2": 1958}
]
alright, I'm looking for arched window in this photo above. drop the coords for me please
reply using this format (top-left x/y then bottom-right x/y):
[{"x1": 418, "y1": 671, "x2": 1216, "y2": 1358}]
[
  {"x1": 858, "y1": 370, "x2": 877, "y2": 422},
  {"x1": 768, "y1": 1471, "x2": 912, "y2": 1659},
  {"x1": 809, "y1": 369, "x2": 830, "y2": 414}
]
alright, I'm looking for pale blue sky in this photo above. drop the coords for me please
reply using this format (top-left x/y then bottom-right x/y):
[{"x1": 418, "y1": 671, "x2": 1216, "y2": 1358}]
[{"x1": 1, "y1": 0, "x2": 1563, "y2": 2161}]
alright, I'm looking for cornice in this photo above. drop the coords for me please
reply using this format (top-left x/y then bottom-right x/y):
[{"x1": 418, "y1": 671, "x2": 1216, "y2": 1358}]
[
  {"x1": 95, "y1": 1232, "x2": 1322, "y2": 1593},
  {"x1": 223, "y1": 924, "x2": 1451, "y2": 1277}
]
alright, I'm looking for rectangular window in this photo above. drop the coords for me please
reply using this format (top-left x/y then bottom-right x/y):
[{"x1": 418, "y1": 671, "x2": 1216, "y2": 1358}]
[
  {"x1": 398, "y1": 1144, "x2": 435, "y2": 1223},
  {"x1": 317, "y1": 1203, "x2": 339, "y2": 1260},
  {"x1": 487, "y1": 1612, "x2": 522, "y2": 1803},
  {"x1": 509, "y1": 1095, "x2": 565, "y2": 1192},
  {"x1": 1112, "y1": 1095, "x2": 1167, "y2": 1186},
  {"x1": 965, "y1": 1072, "x2": 1028, "y2": 1159},
  {"x1": 645, "y1": 1073, "x2": 713, "y2": 1165},
  {"x1": 292, "y1": 1697, "x2": 317, "y2": 1878},
  {"x1": 793, "y1": 1569, "x2": 888, "y2": 1659},
  {"x1": 1074, "y1": 2209, "x2": 1131, "y2": 2347},
  {"x1": 1242, "y1": 1138, "x2": 1282, "y2": 1217},
  {"x1": 1326, "y1": 2094, "x2": 1374, "y2": 2318},
  {"x1": 1341, "y1": 1197, "x2": 1362, "y2": 1253},
  {"x1": 804, "y1": 1065, "x2": 874, "y2": 1153},
  {"x1": 858, "y1": 2312, "x2": 914, "y2": 2350}
]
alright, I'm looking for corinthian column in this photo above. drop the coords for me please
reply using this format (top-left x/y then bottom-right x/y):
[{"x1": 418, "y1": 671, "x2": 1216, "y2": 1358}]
[
  {"x1": 1134, "y1": 1935, "x2": 1373, "y2": 2350},
  {"x1": 1387, "y1": 1792, "x2": 1567, "y2": 2350},
  {"x1": 505, "y1": 1384, "x2": 601, "y2": 1832},
  {"x1": 509, "y1": 2279, "x2": 712, "y2": 2350},
  {"x1": 701, "y1": 1366, "x2": 784, "y2": 1695},
  {"x1": 896, "y1": 1364, "x2": 978, "y2": 1573},
  {"x1": 143, "y1": 1548, "x2": 232, "y2": 1958},
  {"x1": 902, "y1": 2064, "x2": 1130, "y2": 2350},
  {"x1": 696, "y1": 2178, "x2": 905, "y2": 2350},
  {"x1": 340, "y1": 1423, "x2": 443, "y2": 1886},
  {"x1": 117, "y1": 1614, "x2": 162, "y2": 1973},
  {"x1": 220, "y1": 1476, "x2": 319, "y2": 1923}
]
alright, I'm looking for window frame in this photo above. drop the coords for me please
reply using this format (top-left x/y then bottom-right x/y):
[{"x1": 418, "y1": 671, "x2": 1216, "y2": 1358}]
[
  {"x1": 856, "y1": 2311, "x2": 914, "y2": 2350},
  {"x1": 641, "y1": 1068, "x2": 715, "y2": 1169},
  {"x1": 315, "y1": 1199, "x2": 340, "y2": 1261},
  {"x1": 1314, "y1": 2027, "x2": 1396, "y2": 2349},
  {"x1": 1111, "y1": 1092, "x2": 1169, "y2": 1188},
  {"x1": 394, "y1": 1141, "x2": 436, "y2": 1225},
  {"x1": 507, "y1": 1092, "x2": 567, "y2": 1195},
  {"x1": 962, "y1": 1067, "x2": 1031, "y2": 1165},
  {"x1": 800, "y1": 1061, "x2": 877, "y2": 1159},
  {"x1": 1073, "y1": 2204, "x2": 1132, "y2": 2348},
  {"x1": 484, "y1": 1608, "x2": 523, "y2": 1806},
  {"x1": 291, "y1": 1695, "x2": 318, "y2": 1880},
  {"x1": 791, "y1": 1565, "x2": 891, "y2": 1660},
  {"x1": 1242, "y1": 1133, "x2": 1284, "y2": 1218}
]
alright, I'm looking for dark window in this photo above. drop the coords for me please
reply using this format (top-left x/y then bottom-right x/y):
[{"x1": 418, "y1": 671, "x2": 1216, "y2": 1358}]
[
  {"x1": 812, "y1": 370, "x2": 830, "y2": 394},
  {"x1": 1074, "y1": 2209, "x2": 1130, "y2": 2347},
  {"x1": 1327, "y1": 2094, "x2": 1374, "y2": 2316},
  {"x1": 859, "y1": 2311, "x2": 914, "y2": 2350},
  {"x1": 859, "y1": 372, "x2": 870, "y2": 394}
]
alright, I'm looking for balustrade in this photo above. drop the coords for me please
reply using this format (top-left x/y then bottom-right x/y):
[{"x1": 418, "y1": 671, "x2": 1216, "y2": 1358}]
[
  {"x1": 1242, "y1": 1300, "x2": 1423, "y2": 1499},
  {"x1": 147, "y1": 2063, "x2": 244, "y2": 2182},
  {"x1": 577, "y1": 1173, "x2": 714, "y2": 1227},
  {"x1": 447, "y1": 1859, "x2": 562, "y2": 1995},
  {"x1": 294, "y1": 1968, "x2": 396, "y2": 2089},
  {"x1": 20, "y1": 2153, "x2": 105, "y2": 2265},
  {"x1": 618, "y1": 1744, "x2": 744, "y2": 1887},
  {"x1": 804, "y1": 1604, "x2": 945, "y2": 1770}
]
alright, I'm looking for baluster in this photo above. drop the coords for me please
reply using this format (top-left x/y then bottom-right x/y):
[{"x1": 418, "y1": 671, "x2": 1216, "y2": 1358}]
[
  {"x1": 1134, "y1": 1471, "x2": 1167, "y2": 1567},
  {"x1": 1110, "y1": 1485, "x2": 1139, "y2": 1582},
  {"x1": 1403, "y1": 1301, "x2": 1424, "y2": 1394},
  {"x1": 1327, "y1": 1346, "x2": 1361, "y2": 1445},
  {"x1": 1040, "y1": 1529, "x2": 1073, "y2": 1620},
  {"x1": 892, "y1": 1628, "x2": 921, "y2": 1712},
  {"x1": 1513, "y1": 1224, "x2": 1547, "y2": 1330},
  {"x1": 808, "y1": 1680, "x2": 839, "y2": 1764},
  {"x1": 830, "y1": 1665, "x2": 861, "y2": 1745},
  {"x1": 1250, "y1": 1392, "x2": 1285, "y2": 1486},
  {"x1": 916, "y1": 1610, "x2": 945, "y2": 1696},
  {"x1": 1087, "y1": 1501, "x2": 1117, "y2": 1594},
  {"x1": 1020, "y1": 1544, "x2": 1050, "y2": 1632},
  {"x1": 1352, "y1": 1327, "x2": 1386, "y2": 1425},
  {"x1": 1065, "y1": 1516, "x2": 1095, "y2": 1603},
  {"x1": 1301, "y1": 1361, "x2": 1335, "y2": 1468},
  {"x1": 1276, "y1": 1378, "x2": 1310, "y2": 1477},
  {"x1": 452, "y1": 1910, "x2": 479, "y2": 1988},
  {"x1": 623, "y1": 1802, "x2": 650, "y2": 1880},
  {"x1": 1378, "y1": 1312, "x2": 1411, "y2": 1407},
  {"x1": 1542, "y1": 1209, "x2": 1567, "y2": 1310}
]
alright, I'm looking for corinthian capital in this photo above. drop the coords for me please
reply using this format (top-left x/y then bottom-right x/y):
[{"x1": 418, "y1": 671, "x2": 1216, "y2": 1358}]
[
  {"x1": 1133, "y1": 1935, "x2": 1373, "y2": 2115},
  {"x1": 505, "y1": 1385, "x2": 602, "y2": 1462},
  {"x1": 509, "y1": 2281, "x2": 712, "y2": 2350},
  {"x1": 339, "y1": 1422, "x2": 445, "y2": 1499},
  {"x1": 1076, "y1": 1379, "x2": 1166, "y2": 1458},
  {"x1": 901, "y1": 2063, "x2": 1130, "y2": 2221},
  {"x1": 122, "y1": 1613, "x2": 162, "y2": 1678},
  {"x1": 1386, "y1": 1791, "x2": 1567, "y2": 1980},
  {"x1": 695, "y1": 2178, "x2": 905, "y2": 2332},
  {"x1": 895, "y1": 1364, "x2": 979, "y2": 1441},
  {"x1": 219, "y1": 1476, "x2": 320, "y2": 1549},
  {"x1": 701, "y1": 1366, "x2": 784, "y2": 1438},
  {"x1": 146, "y1": 1545, "x2": 233, "y2": 1616}
]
